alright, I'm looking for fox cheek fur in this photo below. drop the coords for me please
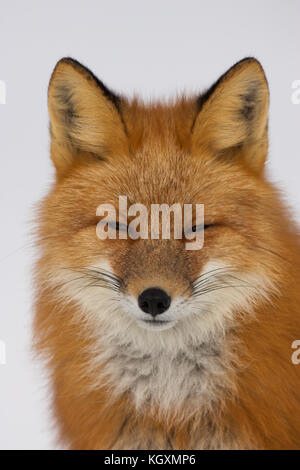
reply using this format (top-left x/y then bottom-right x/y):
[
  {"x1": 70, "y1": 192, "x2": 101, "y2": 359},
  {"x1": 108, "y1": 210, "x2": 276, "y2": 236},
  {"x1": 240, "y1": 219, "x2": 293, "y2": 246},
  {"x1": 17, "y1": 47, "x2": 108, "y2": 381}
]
[{"x1": 34, "y1": 57, "x2": 300, "y2": 449}]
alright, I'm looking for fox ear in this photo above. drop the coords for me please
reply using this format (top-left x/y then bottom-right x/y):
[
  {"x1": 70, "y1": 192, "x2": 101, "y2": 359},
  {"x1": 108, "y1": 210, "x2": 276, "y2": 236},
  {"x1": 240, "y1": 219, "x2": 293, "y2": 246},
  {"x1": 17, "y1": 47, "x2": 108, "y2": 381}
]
[
  {"x1": 48, "y1": 58, "x2": 129, "y2": 175},
  {"x1": 191, "y1": 58, "x2": 269, "y2": 173}
]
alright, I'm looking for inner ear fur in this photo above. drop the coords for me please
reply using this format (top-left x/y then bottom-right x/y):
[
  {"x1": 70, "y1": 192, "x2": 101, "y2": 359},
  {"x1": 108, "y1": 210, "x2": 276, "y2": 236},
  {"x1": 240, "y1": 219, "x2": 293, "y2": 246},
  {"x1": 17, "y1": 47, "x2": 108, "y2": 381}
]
[
  {"x1": 48, "y1": 57, "x2": 129, "y2": 175},
  {"x1": 191, "y1": 58, "x2": 269, "y2": 174}
]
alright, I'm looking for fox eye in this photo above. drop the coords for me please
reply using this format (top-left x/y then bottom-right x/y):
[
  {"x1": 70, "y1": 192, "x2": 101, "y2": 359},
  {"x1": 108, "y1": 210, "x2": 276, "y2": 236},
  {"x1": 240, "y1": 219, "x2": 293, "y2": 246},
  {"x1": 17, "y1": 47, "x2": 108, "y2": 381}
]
[
  {"x1": 191, "y1": 224, "x2": 212, "y2": 232},
  {"x1": 108, "y1": 221, "x2": 128, "y2": 232}
]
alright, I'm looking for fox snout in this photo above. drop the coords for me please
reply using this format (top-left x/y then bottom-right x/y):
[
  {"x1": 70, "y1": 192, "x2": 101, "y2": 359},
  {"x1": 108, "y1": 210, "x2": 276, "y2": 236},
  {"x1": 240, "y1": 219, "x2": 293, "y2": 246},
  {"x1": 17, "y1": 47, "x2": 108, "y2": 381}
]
[
  {"x1": 110, "y1": 239, "x2": 195, "y2": 329},
  {"x1": 138, "y1": 287, "x2": 171, "y2": 317}
]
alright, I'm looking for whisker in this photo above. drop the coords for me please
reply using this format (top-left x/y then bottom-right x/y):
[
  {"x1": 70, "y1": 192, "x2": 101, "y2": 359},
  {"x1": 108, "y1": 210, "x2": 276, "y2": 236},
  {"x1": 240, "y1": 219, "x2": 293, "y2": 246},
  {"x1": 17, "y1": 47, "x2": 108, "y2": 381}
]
[
  {"x1": 190, "y1": 266, "x2": 265, "y2": 301},
  {"x1": 193, "y1": 283, "x2": 260, "y2": 298},
  {"x1": 190, "y1": 266, "x2": 234, "y2": 286},
  {"x1": 57, "y1": 266, "x2": 124, "y2": 295}
]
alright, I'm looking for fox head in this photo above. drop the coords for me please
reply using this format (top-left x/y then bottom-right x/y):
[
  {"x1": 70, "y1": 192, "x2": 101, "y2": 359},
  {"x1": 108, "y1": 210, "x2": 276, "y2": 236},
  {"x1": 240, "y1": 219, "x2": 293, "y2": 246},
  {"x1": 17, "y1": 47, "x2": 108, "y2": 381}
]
[
  {"x1": 37, "y1": 57, "x2": 285, "y2": 352},
  {"x1": 34, "y1": 58, "x2": 300, "y2": 448}
]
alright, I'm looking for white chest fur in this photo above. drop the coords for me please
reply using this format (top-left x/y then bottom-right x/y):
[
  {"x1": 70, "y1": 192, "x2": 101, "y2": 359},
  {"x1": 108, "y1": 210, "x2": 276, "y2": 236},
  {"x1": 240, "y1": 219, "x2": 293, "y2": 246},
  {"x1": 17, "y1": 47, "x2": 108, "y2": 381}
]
[{"x1": 100, "y1": 331, "x2": 233, "y2": 418}]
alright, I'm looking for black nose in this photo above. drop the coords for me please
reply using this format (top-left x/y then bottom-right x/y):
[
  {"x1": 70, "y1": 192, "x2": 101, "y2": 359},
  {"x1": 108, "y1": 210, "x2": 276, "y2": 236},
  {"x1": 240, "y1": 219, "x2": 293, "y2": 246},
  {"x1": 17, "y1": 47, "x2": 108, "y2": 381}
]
[{"x1": 138, "y1": 288, "x2": 171, "y2": 317}]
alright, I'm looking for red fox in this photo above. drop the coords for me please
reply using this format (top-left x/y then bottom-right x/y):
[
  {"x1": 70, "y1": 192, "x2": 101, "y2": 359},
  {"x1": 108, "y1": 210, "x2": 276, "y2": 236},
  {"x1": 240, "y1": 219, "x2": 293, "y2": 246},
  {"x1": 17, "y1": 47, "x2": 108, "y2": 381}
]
[{"x1": 34, "y1": 57, "x2": 300, "y2": 449}]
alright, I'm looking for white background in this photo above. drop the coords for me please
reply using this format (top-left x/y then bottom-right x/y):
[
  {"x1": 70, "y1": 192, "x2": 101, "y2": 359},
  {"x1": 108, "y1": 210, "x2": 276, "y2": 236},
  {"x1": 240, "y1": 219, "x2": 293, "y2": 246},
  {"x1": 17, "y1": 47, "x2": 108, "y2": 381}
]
[{"x1": 0, "y1": 0, "x2": 299, "y2": 450}]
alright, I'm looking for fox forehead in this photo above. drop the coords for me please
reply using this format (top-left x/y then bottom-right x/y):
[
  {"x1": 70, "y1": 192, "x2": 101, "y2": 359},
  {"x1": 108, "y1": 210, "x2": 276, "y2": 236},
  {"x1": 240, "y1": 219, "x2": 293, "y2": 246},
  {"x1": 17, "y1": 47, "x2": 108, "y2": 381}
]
[
  {"x1": 58, "y1": 100, "x2": 253, "y2": 205},
  {"x1": 120, "y1": 97, "x2": 198, "y2": 152},
  {"x1": 52, "y1": 154, "x2": 259, "y2": 227}
]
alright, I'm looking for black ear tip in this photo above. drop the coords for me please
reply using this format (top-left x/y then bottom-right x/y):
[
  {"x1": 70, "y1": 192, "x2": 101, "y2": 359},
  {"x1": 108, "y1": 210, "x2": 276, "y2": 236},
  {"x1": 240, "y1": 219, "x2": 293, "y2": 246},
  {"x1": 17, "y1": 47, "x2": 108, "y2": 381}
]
[
  {"x1": 55, "y1": 56, "x2": 79, "y2": 66},
  {"x1": 237, "y1": 56, "x2": 262, "y2": 64},
  {"x1": 49, "y1": 57, "x2": 97, "y2": 95},
  {"x1": 227, "y1": 57, "x2": 268, "y2": 91},
  {"x1": 51, "y1": 57, "x2": 88, "y2": 75},
  {"x1": 234, "y1": 57, "x2": 266, "y2": 74},
  {"x1": 58, "y1": 56, "x2": 81, "y2": 64}
]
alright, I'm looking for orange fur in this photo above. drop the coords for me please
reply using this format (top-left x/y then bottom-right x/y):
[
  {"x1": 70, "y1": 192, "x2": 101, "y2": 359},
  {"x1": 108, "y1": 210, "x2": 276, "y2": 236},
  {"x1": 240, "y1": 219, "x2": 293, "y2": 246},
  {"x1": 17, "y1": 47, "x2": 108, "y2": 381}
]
[{"x1": 34, "y1": 57, "x2": 300, "y2": 449}]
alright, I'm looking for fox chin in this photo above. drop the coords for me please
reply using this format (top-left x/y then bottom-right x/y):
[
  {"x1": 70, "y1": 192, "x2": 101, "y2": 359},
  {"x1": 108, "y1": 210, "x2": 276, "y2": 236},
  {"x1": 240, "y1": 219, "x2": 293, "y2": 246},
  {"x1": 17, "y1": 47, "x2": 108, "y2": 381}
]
[{"x1": 33, "y1": 57, "x2": 300, "y2": 450}]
